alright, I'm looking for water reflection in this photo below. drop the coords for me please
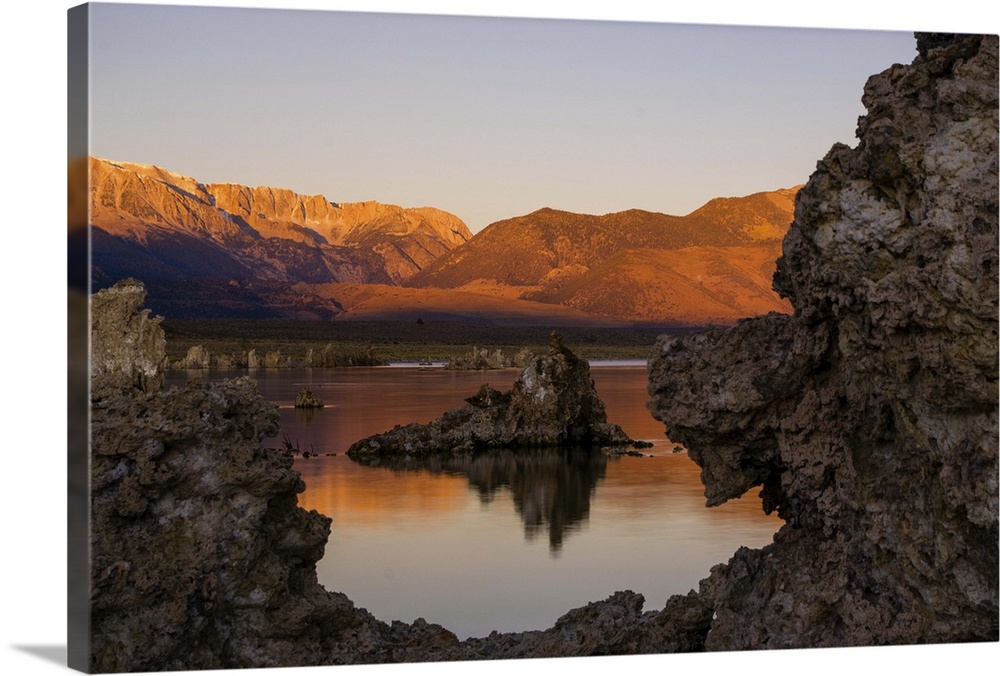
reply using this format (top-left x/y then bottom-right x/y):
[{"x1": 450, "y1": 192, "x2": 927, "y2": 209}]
[
  {"x1": 165, "y1": 366, "x2": 781, "y2": 638},
  {"x1": 380, "y1": 449, "x2": 607, "y2": 554},
  {"x1": 293, "y1": 407, "x2": 320, "y2": 424}
]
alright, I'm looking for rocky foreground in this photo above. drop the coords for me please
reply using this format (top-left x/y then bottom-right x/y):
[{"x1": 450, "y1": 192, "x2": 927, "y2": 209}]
[
  {"x1": 88, "y1": 281, "x2": 691, "y2": 671},
  {"x1": 647, "y1": 32, "x2": 998, "y2": 647},
  {"x1": 87, "y1": 33, "x2": 997, "y2": 672}
]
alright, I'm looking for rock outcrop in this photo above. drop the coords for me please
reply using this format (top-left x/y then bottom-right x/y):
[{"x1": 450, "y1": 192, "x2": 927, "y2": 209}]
[
  {"x1": 90, "y1": 278, "x2": 167, "y2": 393},
  {"x1": 648, "y1": 32, "x2": 998, "y2": 648},
  {"x1": 347, "y1": 333, "x2": 643, "y2": 464},
  {"x1": 294, "y1": 387, "x2": 325, "y2": 409},
  {"x1": 443, "y1": 345, "x2": 534, "y2": 370},
  {"x1": 169, "y1": 343, "x2": 386, "y2": 370},
  {"x1": 91, "y1": 283, "x2": 354, "y2": 671},
  {"x1": 173, "y1": 344, "x2": 212, "y2": 370}
]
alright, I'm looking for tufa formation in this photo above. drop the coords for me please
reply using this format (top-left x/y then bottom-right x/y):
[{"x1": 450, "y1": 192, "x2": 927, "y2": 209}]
[
  {"x1": 346, "y1": 332, "x2": 642, "y2": 464},
  {"x1": 648, "y1": 32, "x2": 998, "y2": 647}
]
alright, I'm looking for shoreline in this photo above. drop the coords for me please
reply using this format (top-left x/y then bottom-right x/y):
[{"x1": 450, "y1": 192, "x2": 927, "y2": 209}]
[
  {"x1": 167, "y1": 358, "x2": 651, "y2": 372},
  {"x1": 160, "y1": 317, "x2": 709, "y2": 364}
]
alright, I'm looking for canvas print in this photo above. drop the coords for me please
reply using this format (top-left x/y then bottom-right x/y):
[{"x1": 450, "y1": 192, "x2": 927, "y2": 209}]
[{"x1": 67, "y1": 2, "x2": 999, "y2": 672}]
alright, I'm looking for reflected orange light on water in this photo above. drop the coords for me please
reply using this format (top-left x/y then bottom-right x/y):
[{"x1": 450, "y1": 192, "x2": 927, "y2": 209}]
[
  {"x1": 295, "y1": 457, "x2": 473, "y2": 527},
  {"x1": 165, "y1": 365, "x2": 781, "y2": 638}
]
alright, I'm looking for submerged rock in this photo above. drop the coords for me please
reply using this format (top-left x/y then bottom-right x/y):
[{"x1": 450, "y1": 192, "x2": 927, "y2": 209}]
[
  {"x1": 648, "y1": 32, "x2": 998, "y2": 648},
  {"x1": 347, "y1": 332, "x2": 640, "y2": 463}
]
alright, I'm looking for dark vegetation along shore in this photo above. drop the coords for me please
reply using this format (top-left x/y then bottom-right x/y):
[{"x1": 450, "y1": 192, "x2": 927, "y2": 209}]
[
  {"x1": 161, "y1": 316, "x2": 687, "y2": 365},
  {"x1": 86, "y1": 33, "x2": 997, "y2": 671}
]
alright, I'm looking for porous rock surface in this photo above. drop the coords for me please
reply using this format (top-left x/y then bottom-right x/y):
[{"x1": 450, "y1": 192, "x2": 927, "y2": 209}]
[
  {"x1": 647, "y1": 32, "x2": 998, "y2": 648},
  {"x1": 347, "y1": 332, "x2": 639, "y2": 463},
  {"x1": 90, "y1": 278, "x2": 166, "y2": 393},
  {"x1": 294, "y1": 387, "x2": 324, "y2": 408},
  {"x1": 90, "y1": 282, "x2": 489, "y2": 671},
  {"x1": 92, "y1": 288, "x2": 343, "y2": 671}
]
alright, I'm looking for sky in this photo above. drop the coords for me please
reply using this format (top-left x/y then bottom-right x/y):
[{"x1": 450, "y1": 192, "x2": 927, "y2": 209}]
[
  {"x1": 3, "y1": 3, "x2": 999, "y2": 676},
  {"x1": 83, "y1": 2, "x2": 922, "y2": 232}
]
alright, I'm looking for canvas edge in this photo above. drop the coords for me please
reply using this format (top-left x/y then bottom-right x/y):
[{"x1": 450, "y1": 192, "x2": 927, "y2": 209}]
[
  {"x1": 67, "y1": 3, "x2": 91, "y2": 673},
  {"x1": 58, "y1": 4, "x2": 1000, "y2": 674}
]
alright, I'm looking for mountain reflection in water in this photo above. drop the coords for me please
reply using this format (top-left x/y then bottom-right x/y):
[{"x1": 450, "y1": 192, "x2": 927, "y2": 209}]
[{"x1": 378, "y1": 448, "x2": 608, "y2": 554}]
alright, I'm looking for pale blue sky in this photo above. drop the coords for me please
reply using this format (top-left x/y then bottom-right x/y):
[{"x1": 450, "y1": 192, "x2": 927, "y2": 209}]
[{"x1": 87, "y1": 2, "x2": 919, "y2": 231}]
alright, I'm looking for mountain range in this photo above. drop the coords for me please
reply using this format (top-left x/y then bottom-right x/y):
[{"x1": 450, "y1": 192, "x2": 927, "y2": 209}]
[
  {"x1": 87, "y1": 157, "x2": 797, "y2": 324},
  {"x1": 409, "y1": 190, "x2": 797, "y2": 323}
]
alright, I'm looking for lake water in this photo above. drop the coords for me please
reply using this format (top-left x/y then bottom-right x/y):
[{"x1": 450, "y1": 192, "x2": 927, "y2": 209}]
[{"x1": 166, "y1": 364, "x2": 780, "y2": 640}]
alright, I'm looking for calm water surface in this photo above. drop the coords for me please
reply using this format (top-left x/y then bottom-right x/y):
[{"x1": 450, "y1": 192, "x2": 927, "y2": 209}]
[{"x1": 167, "y1": 365, "x2": 779, "y2": 639}]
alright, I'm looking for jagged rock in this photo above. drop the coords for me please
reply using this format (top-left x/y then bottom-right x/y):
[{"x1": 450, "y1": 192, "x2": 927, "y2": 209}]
[
  {"x1": 88, "y1": 280, "x2": 450, "y2": 670},
  {"x1": 294, "y1": 387, "x2": 324, "y2": 409},
  {"x1": 90, "y1": 279, "x2": 166, "y2": 393},
  {"x1": 648, "y1": 33, "x2": 998, "y2": 648},
  {"x1": 92, "y1": 290, "x2": 325, "y2": 670},
  {"x1": 263, "y1": 350, "x2": 288, "y2": 368},
  {"x1": 347, "y1": 333, "x2": 639, "y2": 463},
  {"x1": 172, "y1": 344, "x2": 211, "y2": 370},
  {"x1": 164, "y1": 344, "x2": 388, "y2": 371},
  {"x1": 444, "y1": 345, "x2": 507, "y2": 370}
]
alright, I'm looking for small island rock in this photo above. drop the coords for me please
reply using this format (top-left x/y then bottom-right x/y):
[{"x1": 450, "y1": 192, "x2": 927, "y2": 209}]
[
  {"x1": 347, "y1": 333, "x2": 640, "y2": 463},
  {"x1": 294, "y1": 388, "x2": 324, "y2": 409}
]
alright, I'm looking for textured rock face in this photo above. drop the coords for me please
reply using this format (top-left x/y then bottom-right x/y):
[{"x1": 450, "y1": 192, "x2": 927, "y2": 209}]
[
  {"x1": 347, "y1": 333, "x2": 640, "y2": 463},
  {"x1": 648, "y1": 33, "x2": 998, "y2": 648},
  {"x1": 91, "y1": 285, "x2": 354, "y2": 671},
  {"x1": 294, "y1": 387, "x2": 325, "y2": 409},
  {"x1": 90, "y1": 279, "x2": 167, "y2": 393}
]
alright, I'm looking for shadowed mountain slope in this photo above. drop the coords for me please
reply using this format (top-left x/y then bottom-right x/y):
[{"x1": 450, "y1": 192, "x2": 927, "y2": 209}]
[{"x1": 89, "y1": 157, "x2": 472, "y2": 289}]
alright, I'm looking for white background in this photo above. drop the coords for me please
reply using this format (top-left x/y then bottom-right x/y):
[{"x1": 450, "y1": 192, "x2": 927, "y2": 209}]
[{"x1": 1, "y1": 2, "x2": 997, "y2": 675}]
